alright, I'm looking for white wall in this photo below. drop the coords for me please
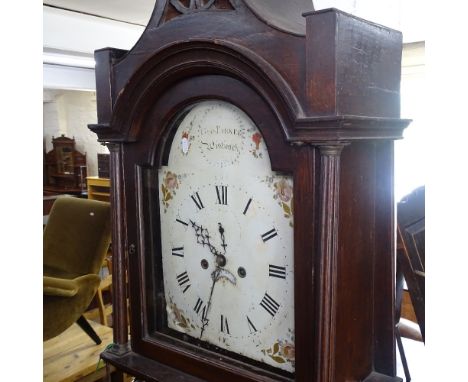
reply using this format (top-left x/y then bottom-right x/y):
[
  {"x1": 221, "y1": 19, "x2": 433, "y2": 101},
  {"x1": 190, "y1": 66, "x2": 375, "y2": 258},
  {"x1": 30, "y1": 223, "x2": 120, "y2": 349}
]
[
  {"x1": 43, "y1": 6, "x2": 145, "y2": 91},
  {"x1": 313, "y1": 0, "x2": 424, "y2": 42},
  {"x1": 43, "y1": 89, "x2": 109, "y2": 177},
  {"x1": 395, "y1": 42, "x2": 425, "y2": 201},
  {"x1": 43, "y1": 64, "x2": 96, "y2": 91},
  {"x1": 43, "y1": 6, "x2": 144, "y2": 55}
]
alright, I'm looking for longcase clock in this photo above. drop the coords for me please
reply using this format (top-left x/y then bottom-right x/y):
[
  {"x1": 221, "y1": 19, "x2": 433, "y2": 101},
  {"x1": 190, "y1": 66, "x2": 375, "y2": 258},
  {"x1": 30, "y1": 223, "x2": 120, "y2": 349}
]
[{"x1": 89, "y1": 1, "x2": 411, "y2": 381}]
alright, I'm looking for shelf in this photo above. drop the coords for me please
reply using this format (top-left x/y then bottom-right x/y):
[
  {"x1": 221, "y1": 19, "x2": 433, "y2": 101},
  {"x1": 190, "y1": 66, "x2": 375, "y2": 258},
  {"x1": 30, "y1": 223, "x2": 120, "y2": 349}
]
[
  {"x1": 87, "y1": 176, "x2": 111, "y2": 202},
  {"x1": 91, "y1": 191, "x2": 110, "y2": 197}
]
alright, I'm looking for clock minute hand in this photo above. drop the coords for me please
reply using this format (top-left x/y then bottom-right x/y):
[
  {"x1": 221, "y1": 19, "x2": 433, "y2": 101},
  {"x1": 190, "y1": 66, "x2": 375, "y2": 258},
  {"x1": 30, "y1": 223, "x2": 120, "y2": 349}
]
[
  {"x1": 200, "y1": 267, "x2": 221, "y2": 339},
  {"x1": 218, "y1": 222, "x2": 227, "y2": 254}
]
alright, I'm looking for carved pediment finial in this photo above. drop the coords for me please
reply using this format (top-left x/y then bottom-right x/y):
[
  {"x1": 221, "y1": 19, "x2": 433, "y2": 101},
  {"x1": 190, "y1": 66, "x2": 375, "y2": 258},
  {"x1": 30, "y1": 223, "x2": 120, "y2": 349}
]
[
  {"x1": 170, "y1": 0, "x2": 216, "y2": 14},
  {"x1": 159, "y1": 0, "x2": 313, "y2": 35},
  {"x1": 159, "y1": 0, "x2": 235, "y2": 24}
]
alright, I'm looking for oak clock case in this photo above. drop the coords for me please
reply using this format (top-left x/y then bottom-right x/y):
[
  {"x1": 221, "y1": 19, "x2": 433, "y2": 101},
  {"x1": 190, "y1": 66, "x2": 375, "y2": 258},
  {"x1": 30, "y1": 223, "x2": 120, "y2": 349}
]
[
  {"x1": 141, "y1": 100, "x2": 295, "y2": 378},
  {"x1": 91, "y1": 2, "x2": 410, "y2": 381}
]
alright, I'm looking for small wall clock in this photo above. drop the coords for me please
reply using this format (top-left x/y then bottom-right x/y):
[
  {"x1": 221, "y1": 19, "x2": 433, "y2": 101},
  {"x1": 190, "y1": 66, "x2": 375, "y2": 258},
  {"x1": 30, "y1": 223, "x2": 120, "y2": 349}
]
[{"x1": 89, "y1": 1, "x2": 411, "y2": 381}]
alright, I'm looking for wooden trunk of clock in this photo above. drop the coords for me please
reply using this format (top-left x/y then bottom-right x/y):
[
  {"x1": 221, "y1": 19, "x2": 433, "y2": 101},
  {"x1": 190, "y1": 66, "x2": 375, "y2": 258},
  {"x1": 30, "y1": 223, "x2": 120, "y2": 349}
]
[{"x1": 89, "y1": 1, "x2": 410, "y2": 381}]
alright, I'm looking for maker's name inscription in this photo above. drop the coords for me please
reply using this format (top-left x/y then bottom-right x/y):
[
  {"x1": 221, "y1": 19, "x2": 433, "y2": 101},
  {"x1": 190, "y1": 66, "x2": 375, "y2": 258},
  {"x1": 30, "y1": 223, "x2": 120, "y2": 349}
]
[{"x1": 199, "y1": 124, "x2": 246, "y2": 156}]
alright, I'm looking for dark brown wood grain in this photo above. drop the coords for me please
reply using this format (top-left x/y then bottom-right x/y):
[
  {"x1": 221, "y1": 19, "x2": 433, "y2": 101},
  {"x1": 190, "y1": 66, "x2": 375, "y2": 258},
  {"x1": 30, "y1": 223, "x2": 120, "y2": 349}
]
[
  {"x1": 292, "y1": 145, "x2": 318, "y2": 381},
  {"x1": 304, "y1": 9, "x2": 403, "y2": 118},
  {"x1": 373, "y1": 141, "x2": 398, "y2": 377},
  {"x1": 89, "y1": 1, "x2": 411, "y2": 381},
  {"x1": 101, "y1": 350, "x2": 206, "y2": 382},
  {"x1": 107, "y1": 143, "x2": 129, "y2": 348},
  {"x1": 314, "y1": 144, "x2": 346, "y2": 382}
]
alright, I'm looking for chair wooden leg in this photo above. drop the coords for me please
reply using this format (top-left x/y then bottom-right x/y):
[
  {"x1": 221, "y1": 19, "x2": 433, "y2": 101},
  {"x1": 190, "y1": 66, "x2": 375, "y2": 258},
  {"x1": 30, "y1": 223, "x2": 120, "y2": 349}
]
[
  {"x1": 96, "y1": 287, "x2": 108, "y2": 326},
  {"x1": 77, "y1": 315, "x2": 102, "y2": 345},
  {"x1": 396, "y1": 327, "x2": 411, "y2": 381}
]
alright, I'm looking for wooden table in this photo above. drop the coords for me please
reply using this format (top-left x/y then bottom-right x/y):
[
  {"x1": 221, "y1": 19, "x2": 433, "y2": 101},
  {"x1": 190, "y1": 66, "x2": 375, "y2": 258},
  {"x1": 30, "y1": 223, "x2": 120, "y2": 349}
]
[{"x1": 44, "y1": 321, "x2": 114, "y2": 382}]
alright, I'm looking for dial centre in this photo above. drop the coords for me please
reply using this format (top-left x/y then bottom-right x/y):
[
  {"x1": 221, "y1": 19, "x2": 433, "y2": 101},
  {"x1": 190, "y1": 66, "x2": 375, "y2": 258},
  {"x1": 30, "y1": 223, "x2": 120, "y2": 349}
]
[{"x1": 216, "y1": 255, "x2": 227, "y2": 267}]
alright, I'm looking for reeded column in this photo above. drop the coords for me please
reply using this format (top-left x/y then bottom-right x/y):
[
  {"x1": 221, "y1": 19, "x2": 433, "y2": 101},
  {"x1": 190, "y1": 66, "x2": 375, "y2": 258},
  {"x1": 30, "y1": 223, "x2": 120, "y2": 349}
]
[
  {"x1": 107, "y1": 143, "x2": 129, "y2": 352},
  {"x1": 314, "y1": 143, "x2": 346, "y2": 382}
]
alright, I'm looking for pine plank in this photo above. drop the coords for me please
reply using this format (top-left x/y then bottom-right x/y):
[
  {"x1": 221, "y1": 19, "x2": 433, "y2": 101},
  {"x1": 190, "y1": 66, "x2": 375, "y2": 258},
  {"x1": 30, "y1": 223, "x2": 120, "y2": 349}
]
[{"x1": 44, "y1": 321, "x2": 114, "y2": 382}]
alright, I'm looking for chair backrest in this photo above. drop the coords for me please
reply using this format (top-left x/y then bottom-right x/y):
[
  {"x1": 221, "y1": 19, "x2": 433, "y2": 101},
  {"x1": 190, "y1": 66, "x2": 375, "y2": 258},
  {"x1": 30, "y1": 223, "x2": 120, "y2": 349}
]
[
  {"x1": 43, "y1": 197, "x2": 111, "y2": 277},
  {"x1": 397, "y1": 186, "x2": 425, "y2": 341}
]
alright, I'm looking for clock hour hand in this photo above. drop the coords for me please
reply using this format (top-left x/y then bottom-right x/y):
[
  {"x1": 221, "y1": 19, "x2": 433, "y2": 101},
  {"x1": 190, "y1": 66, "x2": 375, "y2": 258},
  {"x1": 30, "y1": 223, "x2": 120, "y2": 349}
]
[{"x1": 189, "y1": 219, "x2": 223, "y2": 257}]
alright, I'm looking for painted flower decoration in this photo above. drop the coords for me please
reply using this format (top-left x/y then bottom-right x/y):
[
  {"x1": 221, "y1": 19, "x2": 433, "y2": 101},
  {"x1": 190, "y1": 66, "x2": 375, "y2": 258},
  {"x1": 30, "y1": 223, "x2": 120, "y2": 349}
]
[
  {"x1": 252, "y1": 132, "x2": 262, "y2": 150},
  {"x1": 279, "y1": 340, "x2": 295, "y2": 361},
  {"x1": 164, "y1": 171, "x2": 179, "y2": 190},
  {"x1": 181, "y1": 131, "x2": 190, "y2": 155},
  {"x1": 262, "y1": 340, "x2": 295, "y2": 365},
  {"x1": 167, "y1": 300, "x2": 193, "y2": 332},
  {"x1": 262, "y1": 176, "x2": 294, "y2": 226},
  {"x1": 250, "y1": 132, "x2": 264, "y2": 158},
  {"x1": 274, "y1": 178, "x2": 293, "y2": 203},
  {"x1": 161, "y1": 171, "x2": 180, "y2": 212}
]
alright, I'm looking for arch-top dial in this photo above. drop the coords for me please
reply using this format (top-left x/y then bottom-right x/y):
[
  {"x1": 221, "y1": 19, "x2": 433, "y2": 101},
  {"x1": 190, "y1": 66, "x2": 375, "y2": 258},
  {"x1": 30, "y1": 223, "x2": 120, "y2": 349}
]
[{"x1": 158, "y1": 101, "x2": 295, "y2": 373}]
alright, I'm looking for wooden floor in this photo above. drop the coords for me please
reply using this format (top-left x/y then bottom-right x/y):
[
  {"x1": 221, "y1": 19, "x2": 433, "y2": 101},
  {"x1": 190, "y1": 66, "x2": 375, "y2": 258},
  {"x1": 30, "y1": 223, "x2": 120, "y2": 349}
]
[{"x1": 43, "y1": 320, "x2": 114, "y2": 382}]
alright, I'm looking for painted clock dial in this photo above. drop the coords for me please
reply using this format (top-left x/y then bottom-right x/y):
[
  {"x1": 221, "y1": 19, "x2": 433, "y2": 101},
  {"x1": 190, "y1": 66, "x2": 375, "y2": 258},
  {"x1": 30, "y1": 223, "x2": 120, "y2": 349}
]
[{"x1": 158, "y1": 101, "x2": 295, "y2": 373}]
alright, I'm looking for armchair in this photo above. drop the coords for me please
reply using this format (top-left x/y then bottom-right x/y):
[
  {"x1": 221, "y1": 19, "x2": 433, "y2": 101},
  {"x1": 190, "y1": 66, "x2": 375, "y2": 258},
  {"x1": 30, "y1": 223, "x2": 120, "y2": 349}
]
[{"x1": 43, "y1": 197, "x2": 111, "y2": 344}]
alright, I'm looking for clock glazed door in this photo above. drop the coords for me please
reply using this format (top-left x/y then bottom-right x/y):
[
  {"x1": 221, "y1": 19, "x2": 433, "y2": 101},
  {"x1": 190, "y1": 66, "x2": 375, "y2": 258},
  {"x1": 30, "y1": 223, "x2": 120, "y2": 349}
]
[
  {"x1": 158, "y1": 101, "x2": 295, "y2": 373},
  {"x1": 123, "y1": 74, "x2": 302, "y2": 382}
]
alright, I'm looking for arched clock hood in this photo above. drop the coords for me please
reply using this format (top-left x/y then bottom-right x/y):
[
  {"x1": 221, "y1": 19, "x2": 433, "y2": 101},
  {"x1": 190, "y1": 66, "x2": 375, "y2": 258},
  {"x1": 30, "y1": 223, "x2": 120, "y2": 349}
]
[{"x1": 90, "y1": 0, "x2": 408, "y2": 144}]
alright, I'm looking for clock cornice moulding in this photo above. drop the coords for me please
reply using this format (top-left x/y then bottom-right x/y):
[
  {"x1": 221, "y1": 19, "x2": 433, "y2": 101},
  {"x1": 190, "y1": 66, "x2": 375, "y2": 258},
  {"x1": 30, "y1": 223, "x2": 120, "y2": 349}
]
[{"x1": 89, "y1": 5, "x2": 409, "y2": 145}]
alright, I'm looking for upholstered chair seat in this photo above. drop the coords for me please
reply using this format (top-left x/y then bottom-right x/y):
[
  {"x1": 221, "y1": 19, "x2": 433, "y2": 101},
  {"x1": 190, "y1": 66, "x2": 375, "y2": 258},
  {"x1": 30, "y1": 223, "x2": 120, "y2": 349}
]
[{"x1": 43, "y1": 197, "x2": 111, "y2": 343}]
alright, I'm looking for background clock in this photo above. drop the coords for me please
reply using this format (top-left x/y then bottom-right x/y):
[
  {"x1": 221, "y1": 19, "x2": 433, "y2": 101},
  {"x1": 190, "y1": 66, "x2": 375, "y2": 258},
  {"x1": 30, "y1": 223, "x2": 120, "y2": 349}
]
[
  {"x1": 90, "y1": 1, "x2": 410, "y2": 381},
  {"x1": 159, "y1": 101, "x2": 295, "y2": 373}
]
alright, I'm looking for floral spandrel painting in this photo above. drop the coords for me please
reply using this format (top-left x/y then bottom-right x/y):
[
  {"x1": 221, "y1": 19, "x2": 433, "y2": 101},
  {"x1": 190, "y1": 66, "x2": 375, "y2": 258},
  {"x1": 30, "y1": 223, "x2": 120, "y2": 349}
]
[
  {"x1": 161, "y1": 171, "x2": 179, "y2": 212},
  {"x1": 262, "y1": 339, "x2": 295, "y2": 367},
  {"x1": 263, "y1": 176, "x2": 294, "y2": 227}
]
